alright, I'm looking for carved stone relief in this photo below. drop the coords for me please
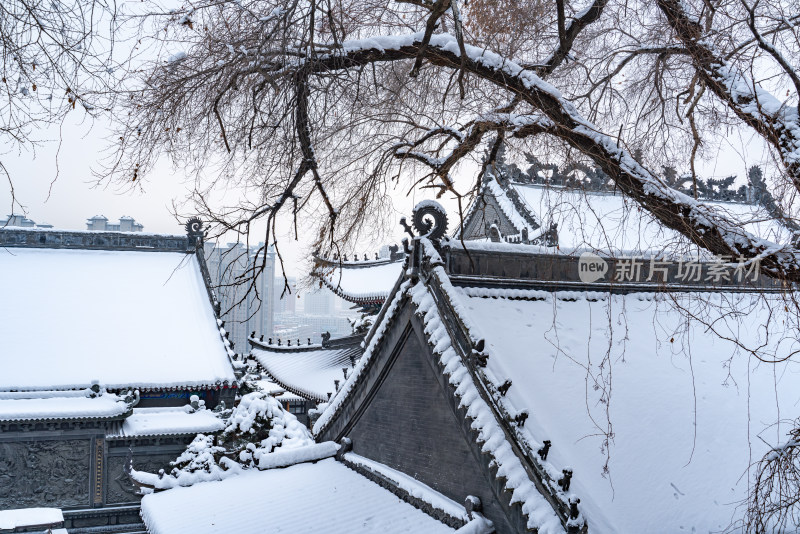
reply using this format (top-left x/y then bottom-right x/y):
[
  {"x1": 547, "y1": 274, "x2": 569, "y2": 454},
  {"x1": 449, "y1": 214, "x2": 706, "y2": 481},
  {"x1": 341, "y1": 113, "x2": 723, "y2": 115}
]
[
  {"x1": 0, "y1": 439, "x2": 90, "y2": 508},
  {"x1": 105, "y1": 454, "x2": 175, "y2": 504}
]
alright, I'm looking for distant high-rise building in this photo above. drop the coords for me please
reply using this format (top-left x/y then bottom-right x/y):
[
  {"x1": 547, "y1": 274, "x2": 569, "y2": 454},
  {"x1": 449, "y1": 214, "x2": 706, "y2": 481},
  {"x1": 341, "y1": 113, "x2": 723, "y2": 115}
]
[
  {"x1": 1, "y1": 214, "x2": 52, "y2": 228},
  {"x1": 303, "y1": 288, "x2": 335, "y2": 316},
  {"x1": 86, "y1": 215, "x2": 144, "y2": 232},
  {"x1": 274, "y1": 276, "x2": 298, "y2": 314},
  {"x1": 204, "y1": 242, "x2": 276, "y2": 354}
]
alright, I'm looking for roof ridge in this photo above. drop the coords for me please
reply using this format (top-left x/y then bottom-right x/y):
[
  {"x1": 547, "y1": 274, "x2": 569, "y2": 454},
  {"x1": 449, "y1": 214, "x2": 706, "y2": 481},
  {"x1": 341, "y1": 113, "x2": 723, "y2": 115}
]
[{"x1": 414, "y1": 259, "x2": 584, "y2": 533}]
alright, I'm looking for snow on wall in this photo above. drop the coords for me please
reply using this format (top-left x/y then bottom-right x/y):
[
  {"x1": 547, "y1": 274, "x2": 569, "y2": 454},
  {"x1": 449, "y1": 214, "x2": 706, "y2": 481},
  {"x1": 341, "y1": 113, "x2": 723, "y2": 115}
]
[
  {"x1": 0, "y1": 391, "x2": 129, "y2": 421},
  {"x1": 108, "y1": 406, "x2": 225, "y2": 438},
  {"x1": 0, "y1": 248, "x2": 235, "y2": 391},
  {"x1": 140, "y1": 458, "x2": 458, "y2": 534},
  {"x1": 511, "y1": 183, "x2": 789, "y2": 256},
  {"x1": 0, "y1": 508, "x2": 63, "y2": 530},
  {"x1": 454, "y1": 288, "x2": 800, "y2": 533},
  {"x1": 0, "y1": 387, "x2": 133, "y2": 421}
]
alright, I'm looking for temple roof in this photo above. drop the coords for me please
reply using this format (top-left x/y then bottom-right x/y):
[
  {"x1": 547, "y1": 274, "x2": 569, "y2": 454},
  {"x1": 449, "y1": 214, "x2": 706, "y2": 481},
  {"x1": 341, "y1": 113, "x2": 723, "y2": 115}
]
[
  {"x1": 0, "y1": 242, "x2": 236, "y2": 392},
  {"x1": 140, "y1": 457, "x2": 466, "y2": 534},
  {"x1": 106, "y1": 406, "x2": 225, "y2": 438},
  {"x1": 314, "y1": 229, "x2": 799, "y2": 533},
  {"x1": 510, "y1": 182, "x2": 789, "y2": 255},
  {"x1": 311, "y1": 254, "x2": 405, "y2": 309},
  {"x1": 452, "y1": 286, "x2": 799, "y2": 533},
  {"x1": 460, "y1": 175, "x2": 792, "y2": 256},
  {"x1": 0, "y1": 389, "x2": 131, "y2": 422},
  {"x1": 249, "y1": 335, "x2": 364, "y2": 402}
]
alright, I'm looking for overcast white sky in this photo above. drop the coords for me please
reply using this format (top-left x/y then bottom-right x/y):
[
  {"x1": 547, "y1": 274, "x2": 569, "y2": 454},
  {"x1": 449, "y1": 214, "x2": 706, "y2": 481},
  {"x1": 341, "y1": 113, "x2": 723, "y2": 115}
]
[{"x1": 0, "y1": 111, "x2": 458, "y2": 276}]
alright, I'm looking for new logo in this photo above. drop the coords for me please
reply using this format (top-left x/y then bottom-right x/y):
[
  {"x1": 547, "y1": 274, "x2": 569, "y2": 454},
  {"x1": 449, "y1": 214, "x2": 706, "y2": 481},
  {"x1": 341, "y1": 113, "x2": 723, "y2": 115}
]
[{"x1": 578, "y1": 252, "x2": 608, "y2": 283}]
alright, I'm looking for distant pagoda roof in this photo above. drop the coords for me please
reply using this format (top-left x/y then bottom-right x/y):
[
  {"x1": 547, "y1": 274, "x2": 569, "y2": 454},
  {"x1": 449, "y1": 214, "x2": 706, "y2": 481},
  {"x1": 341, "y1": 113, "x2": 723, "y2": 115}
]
[
  {"x1": 249, "y1": 334, "x2": 365, "y2": 403},
  {"x1": 311, "y1": 248, "x2": 405, "y2": 312},
  {"x1": 460, "y1": 172, "x2": 793, "y2": 256}
]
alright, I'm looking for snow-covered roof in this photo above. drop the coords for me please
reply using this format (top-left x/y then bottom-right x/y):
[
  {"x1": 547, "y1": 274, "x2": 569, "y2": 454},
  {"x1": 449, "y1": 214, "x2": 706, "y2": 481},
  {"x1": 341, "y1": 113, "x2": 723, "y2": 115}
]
[
  {"x1": 510, "y1": 183, "x2": 790, "y2": 255},
  {"x1": 313, "y1": 259, "x2": 404, "y2": 304},
  {"x1": 107, "y1": 407, "x2": 225, "y2": 438},
  {"x1": 314, "y1": 232, "x2": 799, "y2": 533},
  {"x1": 0, "y1": 507, "x2": 63, "y2": 530},
  {"x1": 140, "y1": 458, "x2": 459, "y2": 534},
  {"x1": 251, "y1": 343, "x2": 362, "y2": 402},
  {"x1": 0, "y1": 389, "x2": 131, "y2": 422},
  {"x1": 0, "y1": 248, "x2": 235, "y2": 391},
  {"x1": 451, "y1": 287, "x2": 800, "y2": 532},
  {"x1": 484, "y1": 175, "x2": 540, "y2": 235}
]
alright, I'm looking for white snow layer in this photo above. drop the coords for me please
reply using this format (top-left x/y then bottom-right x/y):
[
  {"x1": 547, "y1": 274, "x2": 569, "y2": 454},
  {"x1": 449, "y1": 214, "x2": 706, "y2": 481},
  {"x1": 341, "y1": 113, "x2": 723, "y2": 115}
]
[
  {"x1": 108, "y1": 406, "x2": 224, "y2": 438},
  {"x1": 140, "y1": 458, "x2": 458, "y2": 534},
  {"x1": 344, "y1": 452, "x2": 469, "y2": 521},
  {"x1": 0, "y1": 248, "x2": 235, "y2": 390},
  {"x1": 454, "y1": 288, "x2": 800, "y2": 533},
  {"x1": 511, "y1": 183, "x2": 789, "y2": 255},
  {"x1": 251, "y1": 346, "x2": 360, "y2": 401},
  {"x1": 317, "y1": 260, "x2": 403, "y2": 299},
  {"x1": 0, "y1": 508, "x2": 63, "y2": 530},
  {"x1": 0, "y1": 390, "x2": 129, "y2": 421}
]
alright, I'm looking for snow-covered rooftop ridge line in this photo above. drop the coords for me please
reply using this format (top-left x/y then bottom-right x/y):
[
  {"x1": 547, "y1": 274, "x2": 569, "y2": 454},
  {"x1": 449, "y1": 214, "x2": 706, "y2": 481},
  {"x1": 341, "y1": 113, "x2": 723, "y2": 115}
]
[
  {"x1": 257, "y1": 441, "x2": 339, "y2": 470},
  {"x1": 0, "y1": 387, "x2": 114, "y2": 400},
  {"x1": 408, "y1": 251, "x2": 568, "y2": 533},
  {"x1": 140, "y1": 458, "x2": 460, "y2": 534},
  {"x1": 0, "y1": 225, "x2": 184, "y2": 237},
  {"x1": 313, "y1": 259, "x2": 404, "y2": 301},
  {"x1": 107, "y1": 406, "x2": 225, "y2": 438},
  {"x1": 343, "y1": 452, "x2": 469, "y2": 522},
  {"x1": 0, "y1": 508, "x2": 64, "y2": 530},
  {"x1": 443, "y1": 236, "x2": 563, "y2": 255},
  {"x1": 312, "y1": 280, "x2": 411, "y2": 435},
  {"x1": 0, "y1": 390, "x2": 131, "y2": 422},
  {"x1": 484, "y1": 174, "x2": 537, "y2": 234},
  {"x1": 313, "y1": 253, "x2": 403, "y2": 268},
  {"x1": 249, "y1": 337, "x2": 324, "y2": 350}
]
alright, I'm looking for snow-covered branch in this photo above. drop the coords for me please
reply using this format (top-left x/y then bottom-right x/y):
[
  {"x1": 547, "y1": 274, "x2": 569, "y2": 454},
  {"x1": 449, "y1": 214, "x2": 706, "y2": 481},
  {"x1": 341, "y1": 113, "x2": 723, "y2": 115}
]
[{"x1": 657, "y1": 0, "x2": 800, "y2": 192}]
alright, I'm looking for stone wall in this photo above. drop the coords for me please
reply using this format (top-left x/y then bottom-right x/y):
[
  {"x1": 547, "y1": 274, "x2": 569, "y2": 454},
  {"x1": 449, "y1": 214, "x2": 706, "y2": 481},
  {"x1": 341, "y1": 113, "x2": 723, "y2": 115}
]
[
  {"x1": 0, "y1": 425, "x2": 190, "y2": 517},
  {"x1": 0, "y1": 437, "x2": 91, "y2": 508},
  {"x1": 0, "y1": 228, "x2": 188, "y2": 252}
]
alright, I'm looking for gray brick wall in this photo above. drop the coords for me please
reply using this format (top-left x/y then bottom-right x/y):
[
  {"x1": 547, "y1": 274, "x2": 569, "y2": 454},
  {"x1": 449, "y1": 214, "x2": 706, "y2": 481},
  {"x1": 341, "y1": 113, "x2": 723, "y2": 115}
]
[{"x1": 346, "y1": 326, "x2": 515, "y2": 532}]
